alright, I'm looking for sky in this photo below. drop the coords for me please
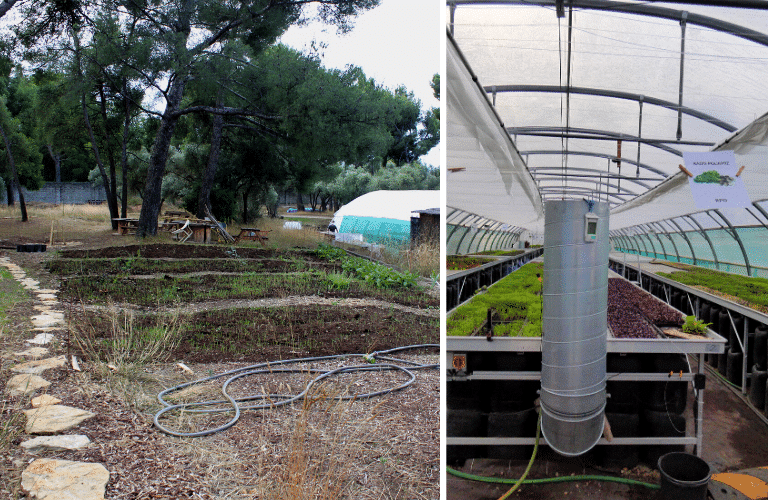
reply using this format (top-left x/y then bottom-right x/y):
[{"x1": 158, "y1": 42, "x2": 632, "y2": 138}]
[{"x1": 278, "y1": 0, "x2": 442, "y2": 167}]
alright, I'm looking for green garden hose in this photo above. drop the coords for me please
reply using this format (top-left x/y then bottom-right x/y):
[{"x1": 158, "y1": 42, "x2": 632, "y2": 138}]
[
  {"x1": 447, "y1": 466, "x2": 661, "y2": 491},
  {"x1": 497, "y1": 410, "x2": 541, "y2": 499},
  {"x1": 447, "y1": 410, "x2": 661, "y2": 494}
]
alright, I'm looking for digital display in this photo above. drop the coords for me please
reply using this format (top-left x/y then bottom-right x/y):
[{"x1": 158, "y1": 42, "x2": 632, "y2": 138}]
[
  {"x1": 587, "y1": 221, "x2": 597, "y2": 235},
  {"x1": 585, "y1": 214, "x2": 598, "y2": 242}
]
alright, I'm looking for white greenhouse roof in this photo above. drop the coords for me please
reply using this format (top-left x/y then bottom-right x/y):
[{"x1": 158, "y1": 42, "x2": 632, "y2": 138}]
[
  {"x1": 446, "y1": 0, "x2": 768, "y2": 233},
  {"x1": 333, "y1": 190, "x2": 441, "y2": 222}
]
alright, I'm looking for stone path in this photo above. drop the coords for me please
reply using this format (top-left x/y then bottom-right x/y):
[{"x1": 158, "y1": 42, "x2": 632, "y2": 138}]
[{"x1": 1, "y1": 256, "x2": 109, "y2": 500}]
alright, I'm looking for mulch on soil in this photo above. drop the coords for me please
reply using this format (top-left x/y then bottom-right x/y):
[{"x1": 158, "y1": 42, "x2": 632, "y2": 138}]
[{"x1": 0, "y1": 242, "x2": 440, "y2": 499}]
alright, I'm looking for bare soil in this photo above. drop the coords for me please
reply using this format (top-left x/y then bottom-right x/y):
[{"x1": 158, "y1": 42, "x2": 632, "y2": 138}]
[{"x1": 0, "y1": 241, "x2": 439, "y2": 499}]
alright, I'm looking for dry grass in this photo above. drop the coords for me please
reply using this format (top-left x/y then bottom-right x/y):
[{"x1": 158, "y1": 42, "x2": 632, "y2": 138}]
[
  {"x1": 230, "y1": 217, "x2": 329, "y2": 249},
  {"x1": 69, "y1": 305, "x2": 185, "y2": 370},
  {"x1": 382, "y1": 241, "x2": 441, "y2": 279}
]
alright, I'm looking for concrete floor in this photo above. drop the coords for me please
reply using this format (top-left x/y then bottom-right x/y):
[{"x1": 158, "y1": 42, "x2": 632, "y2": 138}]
[{"x1": 446, "y1": 360, "x2": 768, "y2": 499}]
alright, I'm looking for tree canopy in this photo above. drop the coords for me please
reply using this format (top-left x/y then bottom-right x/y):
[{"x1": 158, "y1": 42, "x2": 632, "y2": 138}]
[{"x1": 0, "y1": 0, "x2": 440, "y2": 230}]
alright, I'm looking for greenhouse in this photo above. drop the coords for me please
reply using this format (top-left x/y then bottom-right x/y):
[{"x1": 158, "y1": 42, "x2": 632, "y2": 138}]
[
  {"x1": 329, "y1": 190, "x2": 440, "y2": 246},
  {"x1": 445, "y1": 1, "x2": 768, "y2": 498}
]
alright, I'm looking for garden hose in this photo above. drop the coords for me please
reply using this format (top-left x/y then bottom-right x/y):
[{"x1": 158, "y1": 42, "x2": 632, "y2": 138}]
[
  {"x1": 447, "y1": 467, "x2": 661, "y2": 490},
  {"x1": 497, "y1": 409, "x2": 541, "y2": 499},
  {"x1": 448, "y1": 409, "x2": 661, "y2": 495},
  {"x1": 153, "y1": 344, "x2": 438, "y2": 437}
]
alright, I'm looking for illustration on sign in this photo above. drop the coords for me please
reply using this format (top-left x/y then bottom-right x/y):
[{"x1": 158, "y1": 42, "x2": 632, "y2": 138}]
[{"x1": 681, "y1": 151, "x2": 750, "y2": 209}]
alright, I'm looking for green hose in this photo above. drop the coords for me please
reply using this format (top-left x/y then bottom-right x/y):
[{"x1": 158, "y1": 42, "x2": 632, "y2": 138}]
[
  {"x1": 497, "y1": 411, "x2": 542, "y2": 499},
  {"x1": 448, "y1": 411, "x2": 660, "y2": 494},
  {"x1": 447, "y1": 467, "x2": 661, "y2": 490}
]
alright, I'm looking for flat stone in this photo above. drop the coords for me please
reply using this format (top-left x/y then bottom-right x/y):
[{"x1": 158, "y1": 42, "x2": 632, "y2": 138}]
[
  {"x1": 36, "y1": 294, "x2": 58, "y2": 301},
  {"x1": 32, "y1": 312, "x2": 64, "y2": 321},
  {"x1": 24, "y1": 405, "x2": 95, "y2": 434},
  {"x1": 20, "y1": 278, "x2": 40, "y2": 289},
  {"x1": 28, "y1": 333, "x2": 55, "y2": 345},
  {"x1": 31, "y1": 394, "x2": 62, "y2": 407},
  {"x1": 6, "y1": 374, "x2": 51, "y2": 397},
  {"x1": 14, "y1": 347, "x2": 50, "y2": 358},
  {"x1": 32, "y1": 316, "x2": 64, "y2": 328},
  {"x1": 21, "y1": 459, "x2": 108, "y2": 500},
  {"x1": 35, "y1": 289, "x2": 58, "y2": 295},
  {"x1": 12, "y1": 356, "x2": 67, "y2": 375},
  {"x1": 20, "y1": 435, "x2": 91, "y2": 453}
]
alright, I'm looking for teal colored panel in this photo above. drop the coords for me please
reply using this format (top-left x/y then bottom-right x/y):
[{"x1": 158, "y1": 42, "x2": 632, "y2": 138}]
[{"x1": 338, "y1": 216, "x2": 410, "y2": 245}]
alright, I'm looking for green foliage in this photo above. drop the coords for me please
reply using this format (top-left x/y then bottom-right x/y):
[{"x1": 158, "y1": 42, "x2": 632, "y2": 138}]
[
  {"x1": 682, "y1": 315, "x2": 710, "y2": 335},
  {"x1": 475, "y1": 250, "x2": 524, "y2": 256},
  {"x1": 657, "y1": 267, "x2": 768, "y2": 311},
  {"x1": 315, "y1": 244, "x2": 417, "y2": 289},
  {"x1": 693, "y1": 170, "x2": 721, "y2": 184},
  {"x1": 447, "y1": 263, "x2": 543, "y2": 337},
  {"x1": 324, "y1": 272, "x2": 354, "y2": 290}
]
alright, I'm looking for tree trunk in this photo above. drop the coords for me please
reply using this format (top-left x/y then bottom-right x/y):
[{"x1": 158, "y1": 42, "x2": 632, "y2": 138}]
[
  {"x1": 197, "y1": 99, "x2": 224, "y2": 219},
  {"x1": 0, "y1": 120, "x2": 27, "y2": 221},
  {"x1": 121, "y1": 92, "x2": 131, "y2": 219},
  {"x1": 137, "y1": 77, "x2": 187, "y2": 237},
  {"x1": 46, "y1": 144, "x2": 61, "y2": 182},
  {"x1": 5, "y1": 181, "x2": 13, "y2": 205},
  {"x1": 295, "y1": 191, "x2": 305, "y2": 211},
  {"x1": 82, "y1": 93, "x2": 119, "y2": 229},
  {"x1": 98, "y1": 82, "x2": 120, "y2": 223}
]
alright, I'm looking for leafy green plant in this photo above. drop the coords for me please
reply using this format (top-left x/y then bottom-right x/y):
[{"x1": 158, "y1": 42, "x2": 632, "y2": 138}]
[
  {"x1": 324, "y1": 272, "x2": 354, "y2": 290},
  {"x1": 682, "y1": 315, "x2": 711, "y2": 335},
  {"x1": 447, "y1": 263, "x2": 543, "y2": 337}
]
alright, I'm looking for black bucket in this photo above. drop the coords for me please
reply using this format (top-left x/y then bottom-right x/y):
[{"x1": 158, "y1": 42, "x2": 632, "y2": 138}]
[{"x1": 658, "y1": 452, "x2": 711, "y2": 500}]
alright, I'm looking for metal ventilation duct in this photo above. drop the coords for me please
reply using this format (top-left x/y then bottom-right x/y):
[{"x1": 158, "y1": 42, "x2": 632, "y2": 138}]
[{"x1": 540, "y1": 199, "x2": 609, "y2": 456}]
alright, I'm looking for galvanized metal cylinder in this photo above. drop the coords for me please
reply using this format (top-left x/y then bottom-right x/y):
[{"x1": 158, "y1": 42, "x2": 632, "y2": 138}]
[{"x1": 541, "y1": 199, "x2": 609, "y2": 456}]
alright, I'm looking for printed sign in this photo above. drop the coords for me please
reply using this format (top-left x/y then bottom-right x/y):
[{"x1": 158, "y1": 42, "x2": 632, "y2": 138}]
[{"x1": 682, "y1": 151, "x2": 750, "y2": 209}]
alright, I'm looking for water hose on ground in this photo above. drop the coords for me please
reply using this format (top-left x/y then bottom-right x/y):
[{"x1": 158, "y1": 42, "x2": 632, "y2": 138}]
[
  {"x1": 448, "y1": 408, "x2": 661, "y2": 494},
  {"x1": 153, "y1": 344, "x2": 438, "y2": 437},
  {"x1": 497, "y1": 410, "x2": 541, "y2": 500},
  {"x1": 447, "y1": 467, "x2": 660, "y2": 490}
]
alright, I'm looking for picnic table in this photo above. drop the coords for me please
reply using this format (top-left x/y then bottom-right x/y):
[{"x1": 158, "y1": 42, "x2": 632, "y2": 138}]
[
  {"x1": 234, "y1": 227, "x2": 270, "y2": 246},
  {"x1": 113, "y1": 218, "x2": 139, "y2": 235}
]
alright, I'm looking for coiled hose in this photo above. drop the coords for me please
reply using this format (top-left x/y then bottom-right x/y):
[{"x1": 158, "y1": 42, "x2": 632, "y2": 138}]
[{"x1": 154, "y1": 344, "x2": 438, "y2": 437}]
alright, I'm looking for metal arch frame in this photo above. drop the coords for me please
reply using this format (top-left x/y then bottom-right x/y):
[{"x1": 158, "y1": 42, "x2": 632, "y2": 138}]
[
  {"x1": 636, "y1": 225, "x2": 659, "y2": 258},
  {"x1": 650, "y1": 221, "x2": 682, "y2": 262},
  {"x1": 451, "y1": 0, "x2": 768, "y2": 50},
  {"x1": 682, "y1": 214, "x2": 720, "y2": 270},
  {"x1": 538, "y1": 186, "x2": 631, "y2": 203},
  {"x1": 507, "y1": 126, "x2": 715, "y2": 156},
  {"x1": 612, "y1": 229, "x2": 633, "y2": 253},
  {"x1": 529, "y1": 166, "x2": 660, "y2": 186},
  {"x1": 535, "y1": 176, "x2": 645, "y2": 197},
  {"x1": 609, "y1": 229, "x2": 631, "y2": 253},
  {"x1": 630, "y1": 227, "x2": 651, "y2": 256},
  {"x1": 641, "y1": 223, "x2": 668, "y2": 260},
  {"x1": 521, "y1": 150, "x2": 671, "y2": 178},
  {"x1": 621, "y1": 228, "x2": 641, "y2": 254},
  {"x1": 708, "y1": 209, "x2": 753, "y2": 276},
  {"x1": 663, "y1": 218, "x2": 697, "y2": 265},
  {"x1": 617, "y1": 228, "x2": 639, "y2": 254},
  {"x1": 623, "y1": 228, "x2": 643, "y2": 254},
  {"x1": 532, "y1": 171, "x2": 654, "y2": 192},
  {"x1": 465, "y1": 227, "x2": 486, "y2": 254},
  {"x1": 491, "y1": 86, "x2": 736, "y2": 133}
]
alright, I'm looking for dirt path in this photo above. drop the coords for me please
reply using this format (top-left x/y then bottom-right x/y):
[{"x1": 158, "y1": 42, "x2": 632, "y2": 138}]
[{"x1": 78, "y1": 295, "x2": 439, "y2": 317}]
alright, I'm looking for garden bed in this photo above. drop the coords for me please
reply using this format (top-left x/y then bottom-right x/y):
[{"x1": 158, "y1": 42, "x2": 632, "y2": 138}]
[
  {"x1": 656, "y1": 264, "x2": 768, "y2": 314},
  {"x1": 446, "y1": 255, "x2": 496, "y2": 271},
  {"x1": 2, "y1": 241, "x2": 439, "y2": 499}
]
